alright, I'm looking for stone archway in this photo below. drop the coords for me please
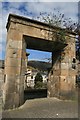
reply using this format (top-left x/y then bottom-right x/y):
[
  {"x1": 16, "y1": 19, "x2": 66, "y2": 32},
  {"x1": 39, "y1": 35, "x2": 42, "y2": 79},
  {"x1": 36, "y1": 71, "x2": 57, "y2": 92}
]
[{"x1": 3, "y1": 14, "x2": 77, "y2": 109}]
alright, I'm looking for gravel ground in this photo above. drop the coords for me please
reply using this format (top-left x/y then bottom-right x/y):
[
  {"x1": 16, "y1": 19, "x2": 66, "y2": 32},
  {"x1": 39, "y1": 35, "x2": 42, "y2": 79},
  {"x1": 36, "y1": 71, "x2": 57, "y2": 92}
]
[{"x1": 2, "y1": 97, "x2": 78, "y2": 119}]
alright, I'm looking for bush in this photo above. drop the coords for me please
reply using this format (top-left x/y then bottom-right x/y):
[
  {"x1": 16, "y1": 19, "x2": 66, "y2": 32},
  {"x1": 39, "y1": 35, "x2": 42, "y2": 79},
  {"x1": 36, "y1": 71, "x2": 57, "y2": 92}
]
[
  {"x1": 34, "y1": 72, "x2": 43, "y2": 84},
  {"x1": 34, "y1": 81, "x2": 43, "y2": 89},
  {"x1": 34, "y1": 81, "x2": 47, "y2": 89}
]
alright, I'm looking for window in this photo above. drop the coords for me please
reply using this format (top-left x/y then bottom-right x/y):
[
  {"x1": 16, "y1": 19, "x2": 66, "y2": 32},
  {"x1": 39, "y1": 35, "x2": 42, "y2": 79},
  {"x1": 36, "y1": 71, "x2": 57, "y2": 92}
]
[
  {"x1": 31, "y1": 76, "x2": 33, "y2": 79},
  {"x1": 72, "y1": 63, "x2": 76, "y2": 69}
]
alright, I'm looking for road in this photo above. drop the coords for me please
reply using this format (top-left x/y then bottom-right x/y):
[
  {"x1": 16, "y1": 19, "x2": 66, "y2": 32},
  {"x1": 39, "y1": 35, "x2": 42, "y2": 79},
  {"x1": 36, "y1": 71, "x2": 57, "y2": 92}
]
[{"x1": 2, "y1": 97, "x2": 78, "y2": 119}]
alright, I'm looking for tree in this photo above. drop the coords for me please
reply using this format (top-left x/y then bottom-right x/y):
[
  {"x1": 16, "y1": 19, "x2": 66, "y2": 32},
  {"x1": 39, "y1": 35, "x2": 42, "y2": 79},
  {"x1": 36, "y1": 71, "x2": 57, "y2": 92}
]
[
  {"x1": 34, "y1": 72, "x2": 43, "y2": 89},
  {"x1": 34, "y1": 72, "x2": 43, "y2": 84},
  {"x1": 37, "y1": 10, "x2": 77, "y2": 31},
  {"x1": 36, "y1": 10, "x2": 79, "y2": 62}
]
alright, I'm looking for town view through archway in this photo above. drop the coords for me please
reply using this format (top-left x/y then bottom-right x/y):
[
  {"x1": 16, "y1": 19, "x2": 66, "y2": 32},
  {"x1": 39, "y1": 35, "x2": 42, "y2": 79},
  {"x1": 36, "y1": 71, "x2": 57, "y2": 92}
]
[{"x1": 24, "y1": 49, "x2": 51, "y2": 100}]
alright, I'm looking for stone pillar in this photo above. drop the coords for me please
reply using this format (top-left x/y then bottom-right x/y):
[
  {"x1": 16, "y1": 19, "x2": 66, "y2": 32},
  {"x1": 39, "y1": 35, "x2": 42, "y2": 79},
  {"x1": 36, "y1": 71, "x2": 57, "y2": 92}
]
[
  {"x1": 24, "y1": 53, "x2": 30, "y2": 90},
  {"x1": 59, "y1": 35, "x2": 76, "y2": 99},
  {"x1": 3, "y1": 26, "x2": 26, "y2": 109},
  {"x1": 48, "y1": 34, "x2": 76, "y2": 99},
  {"x1": 47, "y1": 51, "x2": 61, "y2": 97}
]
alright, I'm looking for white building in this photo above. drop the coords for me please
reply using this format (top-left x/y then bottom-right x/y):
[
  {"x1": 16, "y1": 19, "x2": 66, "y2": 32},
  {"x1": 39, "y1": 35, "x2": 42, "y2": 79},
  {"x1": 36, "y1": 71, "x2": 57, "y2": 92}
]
[
  {"x1": 42, "y1": 74, "x2": 48, "y2": 83},
  {"x1": 26, "y1": 69, "x2": 35, "y2": 88},
  {"x1": 24, "y1": 68, "x2": 48, "y2": 89}
]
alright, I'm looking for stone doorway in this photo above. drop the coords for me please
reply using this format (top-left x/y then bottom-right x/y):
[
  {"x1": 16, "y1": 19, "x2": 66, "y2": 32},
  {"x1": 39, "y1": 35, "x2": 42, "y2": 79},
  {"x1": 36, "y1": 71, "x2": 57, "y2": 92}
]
[{"x1": 3, "y1": 14, "x2": 76, "y2": 109}]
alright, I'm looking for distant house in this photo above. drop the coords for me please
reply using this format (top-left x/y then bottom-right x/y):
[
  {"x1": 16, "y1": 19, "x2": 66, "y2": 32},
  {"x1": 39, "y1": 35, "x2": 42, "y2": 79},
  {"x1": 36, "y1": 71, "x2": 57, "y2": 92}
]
[
  {"x1": 24, "y1": 68, "x2": 38, "y2": 89},
  {"x1": 42, "y1": 73, "x2": 48, "y2": 83},
  {"x1": 26, "y1": 69, "x2": 35, "y2": 89},
  {"x1": 24, "y1": 67, "x2": 48, "y2": 89},
  {"x1": 0, "y1": 60, "x2": 48, "y2": 91}
]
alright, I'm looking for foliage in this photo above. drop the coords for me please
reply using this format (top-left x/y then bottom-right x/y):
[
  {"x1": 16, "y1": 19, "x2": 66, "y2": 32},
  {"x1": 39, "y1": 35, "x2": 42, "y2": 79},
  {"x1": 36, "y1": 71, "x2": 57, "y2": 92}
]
[
  {"x1": 37, "y1": 10, "x2": 77, "y2": 31},
  {"x1": 34, "y1": 81, "x2": 47, "y2": 89},
  {"x1": 36, "y1": 10, "x2": 78, "y2": 43},
  {"x1": 42, "y1": 82, "x2": 47, "y2": 89},
  {"x1": 36, "y1": 10, "x2": 80, "y2": 61},
  {"x1": 54, "y1": 30, "x2": 66, "y2": 43},
  {"x1": 34, "y1": 72, "x2": 43, "y2": 84},
  {"x1": 34, "y1": 72, "x2": 47, "y2": 89},
  {"x1": 34, "y1": 81, "x2": 43, "y2": 89}
]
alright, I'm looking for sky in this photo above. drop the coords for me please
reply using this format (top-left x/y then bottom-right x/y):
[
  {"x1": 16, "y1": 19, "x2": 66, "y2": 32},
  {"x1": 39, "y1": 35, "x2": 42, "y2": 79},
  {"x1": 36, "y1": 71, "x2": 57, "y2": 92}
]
[{"x1": 0, "y1": 1, "x2": 79, "y2": 61}]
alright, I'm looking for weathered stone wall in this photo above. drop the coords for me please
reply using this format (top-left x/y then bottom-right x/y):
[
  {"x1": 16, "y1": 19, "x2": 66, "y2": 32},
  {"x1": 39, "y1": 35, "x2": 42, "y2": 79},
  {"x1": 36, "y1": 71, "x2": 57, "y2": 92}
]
[
  {"x1": 48, "y1": 51, "x2": 61, "y2": 97},
  {"x1": 8, "y1": 16, "x2": 59, "y2": 42},
  {"x1": 0, "y1": 60, "x2": 4, "y2": 97},
  {"x1": 3, "y1": 23, "x2": 27, "y2": 109},
  {"x1": 0, "y1": 72, "x2": 4, "y2": 98},
  {"x1": 59, "y1": 35, "x2": 76, "y2": 98},
  {"x1": 48, "y1": 34, "x2": 77, "y2": 99}
]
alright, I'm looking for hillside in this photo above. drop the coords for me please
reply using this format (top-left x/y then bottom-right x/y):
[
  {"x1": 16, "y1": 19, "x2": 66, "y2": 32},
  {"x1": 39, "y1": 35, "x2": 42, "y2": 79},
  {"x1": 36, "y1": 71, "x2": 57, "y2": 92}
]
[{"x1": 28, "y1": 60, "x2": 51, "y2": 71}]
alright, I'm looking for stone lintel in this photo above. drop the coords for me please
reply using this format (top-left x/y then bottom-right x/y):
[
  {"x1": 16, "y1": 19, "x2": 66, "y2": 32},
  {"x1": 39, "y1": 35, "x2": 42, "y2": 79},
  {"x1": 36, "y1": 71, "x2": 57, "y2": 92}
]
[{"x1": 6, "y1": 14, "x2": 77, "y2": 36}]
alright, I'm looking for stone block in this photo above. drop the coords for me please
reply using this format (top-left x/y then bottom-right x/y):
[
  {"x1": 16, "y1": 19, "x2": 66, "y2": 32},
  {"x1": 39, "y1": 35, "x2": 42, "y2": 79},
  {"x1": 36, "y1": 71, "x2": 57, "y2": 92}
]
[
  {"x1": 60, "y1": 81, "x2": 70, "y2": 91},
  {"x1": 3, "y1": 76, "x2": 17, "y2": 93},
  {"x1": 22, "y1": 51, "x2": 26, "y2": 59},
  {"x1": 3, "y1": 92, "x2": 19, "y2": 109},
  {"x1": 61, "y1": 63, "x2": 68, "y2": 69},
  {"x1": 5, "y1": 66, "x2": 21, "y2": 75},
  {"x1": 60, "y1": 75, "x2": 75, "y2": 91},
  {"x1": 5, "y1": 57, "x2": 21, "y2": 67},
  {"x1": 22, "y1": 59, "x2": 26, "y2": 66},
  {"x1": 69, "y1": 69, "x2": 77, "y2": 75},
  {"x1": 14, "y1": 92, "x2": 19, "y2": 107},
  {"x1": 61, "y1": 70, "x2": 68, "y2": 76},
  {"x1": 7, "y1": 29, "x2": 22, "y2": 41},
  {"x1": 6, "y1": 48, "x2": 22, "y2": 58},
  {"x1": 6, "y1": 39, "x2": 23, "y2": 49},
  {"x1": 19, "y1": 86, "x2": 24, "y2": 105},
  {"x1": 52, "y1": 70, "x2": 61, "y2": 76}
]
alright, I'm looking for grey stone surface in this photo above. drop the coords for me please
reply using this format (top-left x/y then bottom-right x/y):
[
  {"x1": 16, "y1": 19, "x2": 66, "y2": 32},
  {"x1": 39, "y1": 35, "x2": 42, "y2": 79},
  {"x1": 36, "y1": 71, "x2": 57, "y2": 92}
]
[{"x1": 2, "y1": 98, "x2": 78, "y2": 118}]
